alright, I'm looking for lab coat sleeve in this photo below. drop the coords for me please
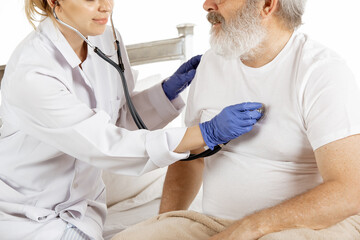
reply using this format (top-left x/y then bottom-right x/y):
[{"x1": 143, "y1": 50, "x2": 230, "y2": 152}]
[
  {"x1": 5, "y1": 67, "x2": 189, "y2": 176},
  {"x1": 116, "y1": 82, "x2": 185, "y2": 130}
]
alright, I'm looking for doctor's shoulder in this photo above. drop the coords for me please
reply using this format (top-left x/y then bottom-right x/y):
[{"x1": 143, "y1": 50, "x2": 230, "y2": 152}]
[{"x1": 3, "y1": 32, "x2": 67, "y2": 93}]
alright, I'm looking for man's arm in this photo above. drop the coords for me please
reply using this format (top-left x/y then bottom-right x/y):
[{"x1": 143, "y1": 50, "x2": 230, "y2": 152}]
[
  {"x1": 159, "y1": 148, "x2": 204, "y2": 213},
  {"x1": 210, "y1": 134, "x2": 360, "y2": 240}
]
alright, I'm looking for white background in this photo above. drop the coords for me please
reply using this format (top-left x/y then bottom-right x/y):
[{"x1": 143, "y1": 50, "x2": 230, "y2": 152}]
[{"x1": 0, "y1": 0, "x2": 359, "y2": 90}]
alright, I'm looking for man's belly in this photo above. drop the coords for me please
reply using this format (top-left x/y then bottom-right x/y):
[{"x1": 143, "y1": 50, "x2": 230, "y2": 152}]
[{"x1": 202, "y1": 151, "x2": 322, "y2": 220}]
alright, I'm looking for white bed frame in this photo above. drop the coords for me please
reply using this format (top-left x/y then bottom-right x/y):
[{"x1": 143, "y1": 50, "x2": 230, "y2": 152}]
[{"x1": 0, "y1": 24, "x2": 194, "y2": 86}]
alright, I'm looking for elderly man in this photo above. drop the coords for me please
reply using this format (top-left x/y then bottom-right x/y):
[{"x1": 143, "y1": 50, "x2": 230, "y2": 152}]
[{"x1": 112, "y1": 0, "x2": 360, "y2": 239}]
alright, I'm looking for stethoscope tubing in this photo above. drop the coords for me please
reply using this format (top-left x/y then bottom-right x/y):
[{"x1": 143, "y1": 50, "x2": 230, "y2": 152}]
[{"x1": 94, "y1": 46, "x2": 147, "y2": 129}]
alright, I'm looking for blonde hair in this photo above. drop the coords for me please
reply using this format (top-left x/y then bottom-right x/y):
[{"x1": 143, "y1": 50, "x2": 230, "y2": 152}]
[{"x1": 25, "y1": 0, "x2": 54, "y2": 29}]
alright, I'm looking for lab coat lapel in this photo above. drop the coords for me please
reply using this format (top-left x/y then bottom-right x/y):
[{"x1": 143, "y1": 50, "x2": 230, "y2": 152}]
[
  {"x1": 39, "y1": 18, "x2": 122, "y2": 119},
  {"x1": 39, "y1": 18, "x2": 97, "y2": 90},
  {"x1": 39, "y1": 18, "x2": 82, "y2": 69},
  {"x1": 39, "y1": 18, "x2": 103, "y2": 109},
  {"x1": 81, "y1": 46, "x2": 115, "y2": 116}
]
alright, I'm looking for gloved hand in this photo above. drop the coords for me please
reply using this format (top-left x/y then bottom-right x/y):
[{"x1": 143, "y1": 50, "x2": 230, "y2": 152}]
[
  {"x1": 162, "y1": 55, "x2": 202, "y2": 100},
  {"x1": 199, "y1": 102, "x2": 263, "y2": 150}
]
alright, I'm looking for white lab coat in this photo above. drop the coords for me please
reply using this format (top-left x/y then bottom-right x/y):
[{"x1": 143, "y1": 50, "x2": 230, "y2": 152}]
[{"x1": 0, "y1": 17, "x2": 188, "y2": 239}]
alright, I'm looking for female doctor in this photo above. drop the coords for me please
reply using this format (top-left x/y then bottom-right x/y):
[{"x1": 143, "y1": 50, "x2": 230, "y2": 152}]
[{"x1": 0, "y1": 0, "x2": 263, "y2": 239}]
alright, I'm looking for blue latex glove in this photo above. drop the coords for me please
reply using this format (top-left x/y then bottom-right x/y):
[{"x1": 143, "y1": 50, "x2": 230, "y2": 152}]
[
  {"x1": 162, "y1": 55, "x2": 202, "y2": 100},
  {"x1": 199, "y1": 102, "x2": 263, "y2": 150}
]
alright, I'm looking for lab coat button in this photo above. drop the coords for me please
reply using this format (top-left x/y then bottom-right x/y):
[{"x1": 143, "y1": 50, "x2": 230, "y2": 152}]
[
  {"x1": 73, "y1": 183, "x2": 78, "y2": 188},
  {"x1": 38, "y1": 216, "x2": 47, "y2": 221}
]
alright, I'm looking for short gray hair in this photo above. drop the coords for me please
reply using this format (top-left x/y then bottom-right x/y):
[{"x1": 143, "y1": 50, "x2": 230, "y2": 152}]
[{"x1": 275, "y1": 0, "x2": 307, "y2": 29}]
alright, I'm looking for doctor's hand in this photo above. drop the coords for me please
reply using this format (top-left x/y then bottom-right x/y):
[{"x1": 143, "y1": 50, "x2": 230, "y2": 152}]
[
  {"x1": 199, "y1": 102, "x2": 263, "y2": 150},
  {"x1": 162, "y1": 55, "x2": 202, "y2": 100}
]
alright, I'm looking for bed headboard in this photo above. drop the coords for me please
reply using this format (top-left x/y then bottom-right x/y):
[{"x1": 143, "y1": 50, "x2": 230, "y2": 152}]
[{"x1": 0, "y1": 23, "x2": 194, "y2": 87}]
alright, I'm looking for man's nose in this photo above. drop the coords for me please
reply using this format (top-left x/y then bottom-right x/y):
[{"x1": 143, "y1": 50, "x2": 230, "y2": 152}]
[{"x1": 203, "y1": 0, "x2": 219, "y2": 12}]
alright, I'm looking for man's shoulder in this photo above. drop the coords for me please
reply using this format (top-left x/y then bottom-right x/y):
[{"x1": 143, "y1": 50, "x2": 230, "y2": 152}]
[
  {"x1": 201, "y1": 49, "x2": 221, "y2": 62},
  {"x1": 294, "y1": 32, "x2": 344, "y2": 65}
]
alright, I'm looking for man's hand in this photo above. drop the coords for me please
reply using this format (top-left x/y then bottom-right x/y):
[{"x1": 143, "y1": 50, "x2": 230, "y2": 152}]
[
  {"x1": 211, "y1": 134, "x2": 360, "y2": 240},
  {"x1": 209, "y1": 220, "x2": 262, "y2": 240}
]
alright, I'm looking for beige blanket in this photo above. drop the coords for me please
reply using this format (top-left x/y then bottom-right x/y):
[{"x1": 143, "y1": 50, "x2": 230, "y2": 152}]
[{"x1": 111, "y1": 210, "x2": 360, "y2": 240}]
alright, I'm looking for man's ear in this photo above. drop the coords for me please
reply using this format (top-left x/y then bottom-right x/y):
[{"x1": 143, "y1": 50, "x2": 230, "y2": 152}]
[{"x1": 260, "y1": 0, "x2": 279, "y2": 18}]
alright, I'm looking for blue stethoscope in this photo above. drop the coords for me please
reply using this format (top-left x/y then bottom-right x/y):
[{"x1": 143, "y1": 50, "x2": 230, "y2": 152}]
[{"x1": 52, "y1": 2, "x2": 225, "y2": 161}]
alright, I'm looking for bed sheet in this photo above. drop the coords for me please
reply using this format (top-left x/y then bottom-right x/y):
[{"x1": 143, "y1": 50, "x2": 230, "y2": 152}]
[{"x1": 103, "y1": 180, "x2": 203, "y2": 240}]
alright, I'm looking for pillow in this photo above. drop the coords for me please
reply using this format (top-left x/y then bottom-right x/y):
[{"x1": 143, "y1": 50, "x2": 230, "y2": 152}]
[{"x1": 102, "y1": 167, "x2": 167, "y2": 207}]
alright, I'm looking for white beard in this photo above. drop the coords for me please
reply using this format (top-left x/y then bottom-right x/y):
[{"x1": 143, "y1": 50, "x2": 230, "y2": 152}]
[{"x1": 209, "y1": 4, "x2": 266, "y2": 60}]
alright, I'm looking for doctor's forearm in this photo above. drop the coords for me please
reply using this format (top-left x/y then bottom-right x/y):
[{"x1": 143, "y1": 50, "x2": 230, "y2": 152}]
[
  {"x1": 230, "y1": 180, "x2": 360, "y2": 239},
  {"x1": 174, "y1": 126, "x2": 206, "y2": 153}
]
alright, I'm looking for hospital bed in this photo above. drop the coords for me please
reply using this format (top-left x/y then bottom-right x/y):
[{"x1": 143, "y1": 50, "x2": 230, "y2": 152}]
[{"x1": 0, "y1": 24, "x2": 202, "y2": 240}]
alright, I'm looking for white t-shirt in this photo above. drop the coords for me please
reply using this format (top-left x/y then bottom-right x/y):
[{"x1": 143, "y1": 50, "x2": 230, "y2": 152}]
[{"x1": 185, "y1": 32, "x2": 360, "y2": 220}]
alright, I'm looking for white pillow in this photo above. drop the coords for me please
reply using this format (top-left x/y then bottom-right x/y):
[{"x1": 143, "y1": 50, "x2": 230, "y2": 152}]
[{"x1": 102, "y1": 167, "x2": 167, "y2": 207}]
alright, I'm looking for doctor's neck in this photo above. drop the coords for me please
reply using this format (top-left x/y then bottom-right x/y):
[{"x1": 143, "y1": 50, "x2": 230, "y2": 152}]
[{"x1": 54, "y1": 20, "x2": 88, "y2": 63}]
